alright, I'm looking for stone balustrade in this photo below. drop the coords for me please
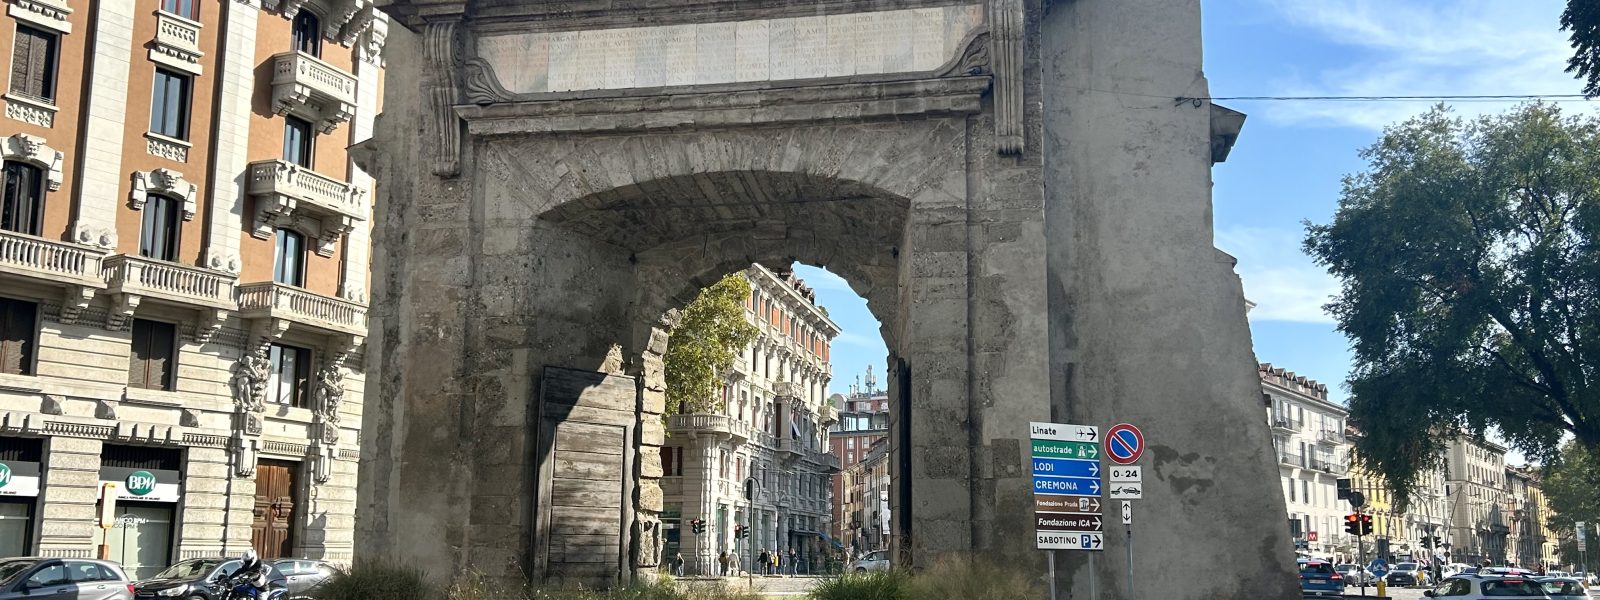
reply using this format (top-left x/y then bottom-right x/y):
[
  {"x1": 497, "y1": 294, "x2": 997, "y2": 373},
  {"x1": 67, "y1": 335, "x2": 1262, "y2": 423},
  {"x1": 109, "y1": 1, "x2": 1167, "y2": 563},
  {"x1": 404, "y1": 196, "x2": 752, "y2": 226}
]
[
  {"x1": 0, "y1": 229, "x2": 106, "y2": 288},
  {"x1": 237, "y1": 282, "x2": 368, "y2": 336},
  {"x1": 270, "y1": 51, "x2": 357, "y2": 133},
  {"x1": 103, "y1": 255, "x2": 236, "y2": 310}
]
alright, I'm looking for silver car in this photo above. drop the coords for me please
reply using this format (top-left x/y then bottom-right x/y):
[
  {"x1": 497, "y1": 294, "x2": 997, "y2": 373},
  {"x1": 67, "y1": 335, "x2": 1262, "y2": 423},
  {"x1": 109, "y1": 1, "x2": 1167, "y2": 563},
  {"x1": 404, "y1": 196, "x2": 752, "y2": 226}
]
[
  {"x1": 850, "y1": 550, "x2": 890, "y2": 572},
  {"x1": 0, "y1": 557, "x2": 133, "y2": 600},
  {"x1": 1425, "y1": 575, "x2": 1552, "y2": 599},
  {"x1": 1538, "y1": 577, "x2": 1588, "y2": 600}
]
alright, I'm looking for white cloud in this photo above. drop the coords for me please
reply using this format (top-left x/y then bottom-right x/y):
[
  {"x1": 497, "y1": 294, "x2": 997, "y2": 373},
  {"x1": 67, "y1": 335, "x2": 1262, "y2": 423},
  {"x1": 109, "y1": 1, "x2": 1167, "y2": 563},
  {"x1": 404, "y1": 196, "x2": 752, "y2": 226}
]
[
  {"x1": 1216, "y1": 225, "x2": 1340, "y2": 323},
  {"x1": 1255, "y1": 0, "x2": 1594, "y2": 129}
]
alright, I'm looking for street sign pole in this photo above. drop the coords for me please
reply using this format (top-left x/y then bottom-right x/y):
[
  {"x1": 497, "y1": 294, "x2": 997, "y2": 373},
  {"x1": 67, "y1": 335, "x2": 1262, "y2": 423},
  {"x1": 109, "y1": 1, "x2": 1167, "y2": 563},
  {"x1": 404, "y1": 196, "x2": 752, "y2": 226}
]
[
  {"x1": 1047, "y1": 550, "x2": 1058, "y2": 600},
  {"x1": 1125, "y1": 523, "x2": 1133, "y2": 600}
]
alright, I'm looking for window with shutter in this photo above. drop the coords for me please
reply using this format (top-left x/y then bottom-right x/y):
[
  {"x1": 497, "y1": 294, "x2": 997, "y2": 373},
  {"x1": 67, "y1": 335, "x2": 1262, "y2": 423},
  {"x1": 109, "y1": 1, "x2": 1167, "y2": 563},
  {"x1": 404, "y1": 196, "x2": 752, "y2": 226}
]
[
  {"x1": 267, "y1": 344, "x2": 311, "y2": 408},
  {"x1": 0, "y1": 161, "x2": 43, "y2": 235},
  {"x1": 128, "y1": 319, "x2": 177, "y2": 391},
  {"x1": 9, "y1": 25, "x2": 56, "y2": 101},
  {"x1": 139, "y1": 194, "x2": 181, "y2": 262},
  {"x1": 0, "y1": 298, "x2": 37, "y2": 376}
]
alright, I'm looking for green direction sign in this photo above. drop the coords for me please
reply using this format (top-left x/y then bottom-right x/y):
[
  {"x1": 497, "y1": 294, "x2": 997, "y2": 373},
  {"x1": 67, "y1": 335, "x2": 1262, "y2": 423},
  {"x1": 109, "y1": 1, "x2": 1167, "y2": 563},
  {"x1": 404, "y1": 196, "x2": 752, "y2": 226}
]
[
  {"x1": 125, "y1": 471, "x2": 156, "y2": 496},
  {"x1": 0, "y1": 463, "x2": 11, "y2": 488},
  {"x1": 1032, "y1": 440, "x2": 1099, "y2": 460}
]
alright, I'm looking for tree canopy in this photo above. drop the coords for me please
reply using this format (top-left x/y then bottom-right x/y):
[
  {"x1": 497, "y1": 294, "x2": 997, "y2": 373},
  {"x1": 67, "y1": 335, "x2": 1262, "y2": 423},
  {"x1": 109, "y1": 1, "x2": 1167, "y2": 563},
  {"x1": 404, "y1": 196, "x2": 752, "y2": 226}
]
[
  {"x1": 1564, "y1": 0, "x2": 1600, "y2": 97},
  {"x1": 664, "y1": 272, "x2": 760, "y2": 417},
  {"x1": 1304, "y1": 103, "x2": 1600, "y2": 507}
]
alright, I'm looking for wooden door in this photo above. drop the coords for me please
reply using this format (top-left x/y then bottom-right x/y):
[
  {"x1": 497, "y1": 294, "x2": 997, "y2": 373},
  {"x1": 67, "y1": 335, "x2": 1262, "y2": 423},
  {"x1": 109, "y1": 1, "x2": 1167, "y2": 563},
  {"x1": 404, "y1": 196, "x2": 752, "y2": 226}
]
[{"x1": 252, "y1": 460, "x2": 299, "y2": 559}]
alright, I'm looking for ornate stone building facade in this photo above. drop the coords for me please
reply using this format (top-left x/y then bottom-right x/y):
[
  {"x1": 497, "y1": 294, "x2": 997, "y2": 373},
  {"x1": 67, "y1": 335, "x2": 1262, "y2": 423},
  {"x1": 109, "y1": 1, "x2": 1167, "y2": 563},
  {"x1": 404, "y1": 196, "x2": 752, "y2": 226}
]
[
  {"x1": 661, "y1": 264, "x2": 840, "y2": 575},
  {"x1": 0, "y1": 0, "x2": 384, "y2": 577}
]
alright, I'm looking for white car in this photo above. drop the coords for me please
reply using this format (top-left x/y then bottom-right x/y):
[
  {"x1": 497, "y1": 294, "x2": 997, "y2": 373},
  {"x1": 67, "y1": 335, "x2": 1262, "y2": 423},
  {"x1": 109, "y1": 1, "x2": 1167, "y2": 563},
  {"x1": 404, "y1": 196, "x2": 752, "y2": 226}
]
[
  {"x1": 851, "y1": 550, "x2": 890, "y2": 572},
  {"x1": 1424, "y1": 576, "x2": 1549, "y2": 599}
]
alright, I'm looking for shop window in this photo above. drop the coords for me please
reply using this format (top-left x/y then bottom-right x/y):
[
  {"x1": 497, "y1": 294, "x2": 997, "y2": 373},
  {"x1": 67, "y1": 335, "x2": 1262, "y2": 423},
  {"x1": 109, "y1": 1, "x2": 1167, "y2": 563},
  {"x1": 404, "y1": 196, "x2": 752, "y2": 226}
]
[
  {"x1": 291, "y1": 11, "x2": 321, "y2": 57},
  {"x1": 149, "y1": 68, "x2": 191, "y2": 140},
  {"x1": 9, "y1": 25, "x2": 56, "y2": 102},
  {"x1": 138, "y1": 194, "x2": 181, "y2": 262},
  {"x1": 282, "y1": 117, "x2": 314, "y2": 168},
  {"x1": 267, "y1": 343, "x2": 311, "y2": 408},
  {"x1": 160, "y1": 0, "x2": 197, "y2": 19},
  {"x1": 128, "y1": 320, "x2": 177, "y2": 391},
  {"x1": 0, "y1": 161, "x2": 43, "y2": 235},
  {"x1": 0, "y1": 298, "x2": 36, "y2": 376},
  {"x1": 273, "y1": 228, "x2": 306, "y2": 287}
]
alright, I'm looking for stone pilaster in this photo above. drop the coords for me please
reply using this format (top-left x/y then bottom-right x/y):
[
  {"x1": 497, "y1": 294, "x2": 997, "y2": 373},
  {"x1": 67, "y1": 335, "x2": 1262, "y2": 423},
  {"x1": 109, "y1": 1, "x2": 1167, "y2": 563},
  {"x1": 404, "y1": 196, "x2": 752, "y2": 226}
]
[
  {"x1": 200, "y1": 0, "x2": 259, "y2": 274},
  {"x1": 71, "y1": 2, "x2": 136, "y2": 249},
  {"x1": 38, "y1": 436, "x2": 102, "y2": 557},
  {"x1": 176, "y1": 446, "x2": 255, "y2": 559},
  {"x1": 340, "y1": 48, "x2": 380, "y2": 302}
]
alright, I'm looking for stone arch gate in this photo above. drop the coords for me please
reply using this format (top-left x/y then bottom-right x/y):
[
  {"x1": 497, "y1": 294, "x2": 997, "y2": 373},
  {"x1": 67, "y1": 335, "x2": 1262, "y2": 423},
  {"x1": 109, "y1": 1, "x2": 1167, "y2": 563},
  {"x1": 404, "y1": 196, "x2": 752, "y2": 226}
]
[{"x1": 356, "y1": 0, "x2": 1298, "y2": 597}]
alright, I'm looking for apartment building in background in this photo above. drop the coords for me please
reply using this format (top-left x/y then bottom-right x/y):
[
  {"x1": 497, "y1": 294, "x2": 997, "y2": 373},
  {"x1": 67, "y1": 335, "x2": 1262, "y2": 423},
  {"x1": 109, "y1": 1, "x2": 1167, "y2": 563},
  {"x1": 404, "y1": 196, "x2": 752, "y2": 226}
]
[
  {"x1": 661, "y1": 264, "x2": 841, "y2": 575},
  {"x1": 1445, "y1": 438, "x2": 1511, "y2": 565},
  {"x1": 0, "y1": 0, "x2": 385, "y2": 577},
  {"x1": 827, "y1": 373, "x2": 888, "y2": 546},
  {"x1": 1262, "y1": 363, "x2": 1351, "y2": 559}
]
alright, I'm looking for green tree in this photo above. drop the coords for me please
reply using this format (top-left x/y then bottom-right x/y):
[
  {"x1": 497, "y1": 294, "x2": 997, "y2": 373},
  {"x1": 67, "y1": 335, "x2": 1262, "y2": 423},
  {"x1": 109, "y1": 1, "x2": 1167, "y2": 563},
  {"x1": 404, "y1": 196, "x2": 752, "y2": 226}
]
[
  {"x1": 1304, "y1": 103, "x2": 1600, "y2": 506},
  {"x1": 1564, "y1": 0, "x2": 1600, "y2": 97},
  {"x1": 1545, "y1": 442, "x2": 1600, "y2": 530},
  {"x1": 664, "y1": 272, "x2": 760, "y2": 417}
]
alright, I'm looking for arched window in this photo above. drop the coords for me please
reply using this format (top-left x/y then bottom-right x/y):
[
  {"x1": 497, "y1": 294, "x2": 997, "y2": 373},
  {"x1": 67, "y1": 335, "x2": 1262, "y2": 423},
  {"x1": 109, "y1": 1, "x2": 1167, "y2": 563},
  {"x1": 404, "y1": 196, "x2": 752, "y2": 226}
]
[
  {"x1": 0, "y1": 161, "x2": 43, "y2": 235},
  {"x1": 292, "y1": 11, "x2": 322, "y2": 57},
  {"x1": 273, "y1": 228, "x2": 306, "y2": 286},
  {"x1": 139, "y1": 194, "x2": 181, "y2": 261}
]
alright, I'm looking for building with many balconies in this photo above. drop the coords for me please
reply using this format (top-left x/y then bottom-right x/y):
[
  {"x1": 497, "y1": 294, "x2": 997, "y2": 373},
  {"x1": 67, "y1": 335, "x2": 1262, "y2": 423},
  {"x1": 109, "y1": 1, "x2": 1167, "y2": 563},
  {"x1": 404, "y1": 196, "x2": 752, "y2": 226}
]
[
  {"x1": 826, "y1": 372, "x2": 888, "y2": 544},
  {"x1": 0, "y1": 0, "x2": 384, "y2": 576},
  {"x1": 660, "y1": 264, "x2": 839, "y2": 576},
  {"x1": 1262, "y1": 363, "x2": 1352, "y2": 559},
  {"x1": 1445, "y1": 437, "x2": 1511, "y2": 565}
]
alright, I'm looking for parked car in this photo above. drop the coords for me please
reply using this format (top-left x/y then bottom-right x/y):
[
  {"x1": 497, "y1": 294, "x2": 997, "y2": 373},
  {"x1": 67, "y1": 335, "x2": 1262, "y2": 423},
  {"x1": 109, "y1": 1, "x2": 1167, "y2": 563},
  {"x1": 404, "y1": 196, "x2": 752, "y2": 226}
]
[
  {"x1": 133, "y1": 558, "x2": 244, "y2": 599},
  {"x1": 1335, "y1": 563, "x2": 1372, "y2": 586},
  {"x1": 1386, "y1": 562, "x2": 1428, "y2": 587},
  {"x1": 269, "y1": 560, "x2": 341, "y2": 599},
  {"x1": 851, "y1": 551, "x2": 890, "y2": 572},
  {"x1": 1297, "y1": 560, "x2": 1346, "y2": 598},
  {"x1": 1537, "y1": 577, "x2": 1588, "y2": 600},
  {"x1": 0, "y1": 557, "x2": 133, "y2": 600},
  {"x1": 1424, "y1": 576, "x2": 1551, "y2": 599}
]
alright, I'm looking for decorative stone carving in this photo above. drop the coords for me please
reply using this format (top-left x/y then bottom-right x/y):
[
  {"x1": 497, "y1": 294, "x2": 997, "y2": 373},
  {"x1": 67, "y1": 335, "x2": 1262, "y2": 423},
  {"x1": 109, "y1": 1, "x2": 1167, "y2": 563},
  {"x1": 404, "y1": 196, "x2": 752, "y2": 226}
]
[
  {"x1": 145, "y1": 135, "x2": 190, "y2": 163},
  {"x1": 357, "y1": 8, "x2": 387, "y2": 64},
  {"x1": 7, "y1": 0, "x2": 72, "y2": 34},
  {"x1": 129, "y1": 169, "x2": 198, "y2": 221},
  {"x1": 180, "y1": 408, "x2": 200, "y2": 427},
  {"x1": 989, "y1": 0, "x2": 1025, "y2": 155},
  {"x1": 314, "y1": 365, "x2": 344, "y2": 425},
  {"x1": 3, "y1": 133, "x2": 63, "y2": 191},
  {"x1": 230, "y1": 354, "x2": 270, "y2": 415},
  {"x1": 58, "y1": 286, "x2": 92, "y2": 325},
  {"x1": 4, "y1": 95, "x2": 54, "y2": 127},
  {"x1": 193, "y1": 308, "x2": 228, "y2": 344},
  {"x1": 104, "y1": 293, "x2": 141, "y2": 331},
  {"x1": 150, "y1": 10, "x2": 204, "y2": 74},
  {"x1": 232, "y1": 435, "x2": 257, "y2": 477},
  {"x1": 38, "y1": 395, "x2": 63, "y2": 416},
  {"x1": 423, "y1": 20, "x2": 462, "y2": 178},
  {"x1": 205, "y1": 250, "x2": 242, "y2": 274},
  {"x1": 934, "y1": 30, "x2": 991, "y2": 78},
  {"x1": 311, "y1": 443, "x2": 334, "y2": 483},
  {"x1": 94, "y1": 399, "x2": 117, "y2": 420}
]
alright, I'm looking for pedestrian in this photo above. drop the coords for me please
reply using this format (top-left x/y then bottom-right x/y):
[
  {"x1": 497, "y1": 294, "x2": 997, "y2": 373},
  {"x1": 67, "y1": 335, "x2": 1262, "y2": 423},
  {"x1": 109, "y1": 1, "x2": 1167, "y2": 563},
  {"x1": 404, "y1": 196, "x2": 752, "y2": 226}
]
[
  {"x1": 789, "y1": 549, "x2": 797, "y2": 575},
  {"x1": 772, "y1": 549, "x2": 780, "y2": 575},
  {"x1": 719, "y1": 551, "x2": 729, "y2": 576},
  {"x1": 759, "y1": 549, "x2": 769, "y2": 575},
  {"x1": 670, "y1": 552, "x2": 684, "y2": 577}
]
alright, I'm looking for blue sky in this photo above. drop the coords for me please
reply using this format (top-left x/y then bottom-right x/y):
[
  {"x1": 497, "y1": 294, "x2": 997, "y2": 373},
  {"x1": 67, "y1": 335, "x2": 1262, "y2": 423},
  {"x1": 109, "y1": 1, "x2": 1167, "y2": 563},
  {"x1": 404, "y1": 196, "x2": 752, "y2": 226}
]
[{"x1": 802, "y1": 0, "x2": 1590, "y2": 402}]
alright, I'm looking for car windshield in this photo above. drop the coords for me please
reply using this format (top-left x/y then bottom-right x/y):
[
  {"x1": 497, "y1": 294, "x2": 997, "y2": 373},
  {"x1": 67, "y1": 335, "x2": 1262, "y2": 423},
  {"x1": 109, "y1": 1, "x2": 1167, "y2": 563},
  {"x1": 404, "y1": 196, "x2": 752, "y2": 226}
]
[
  {"x1": 1543, "y1": 580, "x2": 1582, "y2": 595},
  {"x1": 1395, "y1": 563, "x2": 1419, "y2": 572},
  {"x1": 0, "y1": 560, "x2": 35, "y2": 586},
  {"x1": 1482, "y1": 580, "x2": 1547, "y2": 596},
  {"x1": 153, "y1": 559, "x2": 223, "y2": 580}
]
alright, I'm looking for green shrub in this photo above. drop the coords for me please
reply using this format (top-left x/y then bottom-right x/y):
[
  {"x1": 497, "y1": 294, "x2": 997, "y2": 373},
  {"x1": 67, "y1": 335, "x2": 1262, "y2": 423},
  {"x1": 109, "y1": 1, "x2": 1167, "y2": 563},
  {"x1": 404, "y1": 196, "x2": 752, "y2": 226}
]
[
  {"x1": 310, "y1": 562, "x2": 436, "y2": 600},
  {"x1": 807, "y1": 570, "x2": 913, "y2": 600},
  {"x1": 906, "y1": 557, "x2": 1041, "y2": 600}
]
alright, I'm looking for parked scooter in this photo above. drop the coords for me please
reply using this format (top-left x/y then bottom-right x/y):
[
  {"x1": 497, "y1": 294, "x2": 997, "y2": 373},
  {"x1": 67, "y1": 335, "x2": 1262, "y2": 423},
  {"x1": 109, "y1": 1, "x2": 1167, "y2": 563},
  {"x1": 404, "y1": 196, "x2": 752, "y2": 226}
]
[{"x1": 215, "y1": 549, "x2": 290, "y2": 600}]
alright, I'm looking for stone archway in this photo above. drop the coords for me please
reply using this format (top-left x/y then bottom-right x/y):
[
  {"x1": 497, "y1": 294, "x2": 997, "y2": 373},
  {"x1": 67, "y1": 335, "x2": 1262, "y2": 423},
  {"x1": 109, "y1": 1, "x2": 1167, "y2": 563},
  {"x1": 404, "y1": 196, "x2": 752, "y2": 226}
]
[{"x1": 357, "y1": 0, "x2": 1298, "y2": 597}]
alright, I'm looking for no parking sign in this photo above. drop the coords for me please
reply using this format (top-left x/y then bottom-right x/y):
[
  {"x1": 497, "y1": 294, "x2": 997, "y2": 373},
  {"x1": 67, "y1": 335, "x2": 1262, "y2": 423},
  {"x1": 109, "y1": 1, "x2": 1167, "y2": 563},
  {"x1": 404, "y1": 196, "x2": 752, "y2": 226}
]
[{"x1": 1104, "y1": 423, "x2": 1144, "y2": 465}]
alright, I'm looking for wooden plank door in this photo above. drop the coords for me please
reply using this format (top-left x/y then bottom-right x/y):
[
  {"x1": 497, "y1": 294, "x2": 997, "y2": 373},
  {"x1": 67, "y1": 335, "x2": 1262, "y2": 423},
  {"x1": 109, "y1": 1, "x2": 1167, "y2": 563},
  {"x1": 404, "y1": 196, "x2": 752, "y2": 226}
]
[
  {"x1": 534, "y1": 367, "x2": 638, "y2": 586},
  {"x1": 252, "y1": 460, "x2": 299, "y2": 559}
]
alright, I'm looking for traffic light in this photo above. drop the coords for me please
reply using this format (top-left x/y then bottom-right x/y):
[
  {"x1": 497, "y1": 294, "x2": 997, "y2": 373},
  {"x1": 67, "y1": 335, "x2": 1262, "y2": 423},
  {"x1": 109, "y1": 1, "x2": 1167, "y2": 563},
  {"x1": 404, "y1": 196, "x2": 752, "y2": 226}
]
[
  {"x1": 1345, "y1": 513, "x2": 1361, "y2": 535},
  {"x1": 1359, "y1": 514, "x2": 1373, "y2": 536},
  {"x1": 1336, "y1": 478, "x2": 1352, "y2": 500},
  {"x1": 691, "y1": 518, "x2": 706, "y2": 535},
  {"x1": 733, "y1": 524, "x2": 749, "y2": 539}
]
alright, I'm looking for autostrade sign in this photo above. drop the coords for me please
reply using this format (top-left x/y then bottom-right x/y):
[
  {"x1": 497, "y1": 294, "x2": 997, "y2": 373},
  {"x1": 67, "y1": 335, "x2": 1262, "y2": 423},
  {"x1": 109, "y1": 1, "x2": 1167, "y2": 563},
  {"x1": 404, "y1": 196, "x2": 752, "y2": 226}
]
[{"x1": 0, "y1": 461, "x2": 41, "y2": 498}]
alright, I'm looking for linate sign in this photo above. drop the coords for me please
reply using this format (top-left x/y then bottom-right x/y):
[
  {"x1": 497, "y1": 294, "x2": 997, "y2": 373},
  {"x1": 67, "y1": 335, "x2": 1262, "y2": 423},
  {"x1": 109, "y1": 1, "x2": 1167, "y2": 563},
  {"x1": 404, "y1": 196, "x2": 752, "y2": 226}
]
[{"x1": 1104, "y1": 423, "x2": 1144, "y2": 465}]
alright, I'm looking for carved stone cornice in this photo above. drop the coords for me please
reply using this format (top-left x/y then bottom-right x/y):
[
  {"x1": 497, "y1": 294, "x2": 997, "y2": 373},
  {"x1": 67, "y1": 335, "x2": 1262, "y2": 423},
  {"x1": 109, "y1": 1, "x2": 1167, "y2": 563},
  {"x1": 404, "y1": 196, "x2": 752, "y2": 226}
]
[
  {"x1": 989, "y1": 0, "x2": 1024, "y2": 155},
  {"x1": 422, "y1": 18, "x2": 463, "y2": 178}
]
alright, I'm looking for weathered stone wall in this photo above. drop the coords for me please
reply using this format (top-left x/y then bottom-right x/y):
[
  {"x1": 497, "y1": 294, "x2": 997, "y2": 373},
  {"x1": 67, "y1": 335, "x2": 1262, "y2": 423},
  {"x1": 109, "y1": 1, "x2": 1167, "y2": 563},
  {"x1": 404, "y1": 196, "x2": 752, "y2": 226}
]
[{"x1": 1041, "y1": 0, "x2": 1299, "y2": 596}]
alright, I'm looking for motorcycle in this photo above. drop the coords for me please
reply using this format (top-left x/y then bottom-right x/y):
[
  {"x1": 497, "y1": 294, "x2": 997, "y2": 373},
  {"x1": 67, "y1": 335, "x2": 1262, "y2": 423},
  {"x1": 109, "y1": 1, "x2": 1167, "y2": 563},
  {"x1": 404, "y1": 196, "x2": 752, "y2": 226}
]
[{"x1": 214, "y1": 571, "x2": 289, "y2": 600}]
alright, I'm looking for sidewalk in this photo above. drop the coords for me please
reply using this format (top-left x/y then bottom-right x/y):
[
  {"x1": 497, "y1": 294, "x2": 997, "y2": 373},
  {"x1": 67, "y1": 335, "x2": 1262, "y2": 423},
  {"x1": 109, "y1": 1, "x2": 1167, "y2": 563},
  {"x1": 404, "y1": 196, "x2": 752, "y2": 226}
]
[{"x1": 677, "y1": 575, "x2": 830, "y2": 597}]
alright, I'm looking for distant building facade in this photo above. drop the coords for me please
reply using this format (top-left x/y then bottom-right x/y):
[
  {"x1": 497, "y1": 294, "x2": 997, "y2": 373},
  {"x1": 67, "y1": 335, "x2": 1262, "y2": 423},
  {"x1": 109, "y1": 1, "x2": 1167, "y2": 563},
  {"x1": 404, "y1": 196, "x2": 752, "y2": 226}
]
[
  {"x1": 838, "y1": 437, "x2": 889, "y2": 555},
  {"x1": 1263, "y1": 364, "x2": 1351, "y2": 558},
  {"x1": 661, "y1": 264, "x2": 840, "y2": 575},
  {"x1": 0, "y1": 0, "x2": 385, "y2": 577},
  {"x1": 827, "y1": 372, "x2": 888, "y2": 543},
  {"x1": 1445, "y1": 438, "x2": 1510, "y2": 565}
]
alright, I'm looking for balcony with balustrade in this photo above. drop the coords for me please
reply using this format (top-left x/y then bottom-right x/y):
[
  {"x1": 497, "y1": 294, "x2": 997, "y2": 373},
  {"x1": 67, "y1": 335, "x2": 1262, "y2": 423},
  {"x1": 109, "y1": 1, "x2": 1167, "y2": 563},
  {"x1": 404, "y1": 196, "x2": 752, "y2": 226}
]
[
  {"x1": 0, "y1": 229, "x2": 107, "y2": 323},
  {"x1": 1316, "y1": 429, "x2": 1343, "y2": 445},
  {"x1": 237, "y1": 282, "x2": 368, "y2": 343},
  {"x1": 1278, "y1": 450, "x2": 1304, "y2": 468},
  {"x1": 271, "y1": 51, "x2": 357, "y2": 133},
  {"x1": 666, "y1": 413, "x2": 748, "y2": 442},
  {"x1": 774, "y1": 380, "x2": 804, "y2": 400},
  {"x1": 1271, "y1": 416, "x2": 1301, "y2": 433},
  {"x1": 246, "y1": 160, "x2": 365, "y2": 254},
  {"x1": 102, "y1": 255, "x2": 237, "y2": 340},
  {"x1": 778, "y1": 437, "x2": 804, "y2": 459}
]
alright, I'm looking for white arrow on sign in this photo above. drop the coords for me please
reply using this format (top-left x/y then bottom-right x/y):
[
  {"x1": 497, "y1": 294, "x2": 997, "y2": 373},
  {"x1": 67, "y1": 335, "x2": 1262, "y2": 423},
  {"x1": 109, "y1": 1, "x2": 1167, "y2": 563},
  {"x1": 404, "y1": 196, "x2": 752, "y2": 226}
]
[
  {"x1": 1030, "y1": 422, "x2": 1099, "y2": 443},
  {"x1": 1089, "y1": 462, "x2": 1100, "y2": 477},
  {"x1": 1121, "y1": 501, "x2": 1132, "y2": 525},
  {"x1": 1109, "y1": 482, "x2": 1143, "y2": 499},
  {"x1": 1109, "y1": 466, "x2": 1141, "y2": 483},
  {"x1": 1089, "y1": 481, "x2": 1100, "y2": 495}
]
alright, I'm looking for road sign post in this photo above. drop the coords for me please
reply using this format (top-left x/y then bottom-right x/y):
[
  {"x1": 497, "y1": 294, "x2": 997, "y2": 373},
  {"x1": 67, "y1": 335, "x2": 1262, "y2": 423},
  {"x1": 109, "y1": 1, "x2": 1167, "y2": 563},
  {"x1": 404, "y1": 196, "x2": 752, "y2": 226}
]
[{"x1": 1102, "y1": 423, "x2": 1144, "y2": 600}]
